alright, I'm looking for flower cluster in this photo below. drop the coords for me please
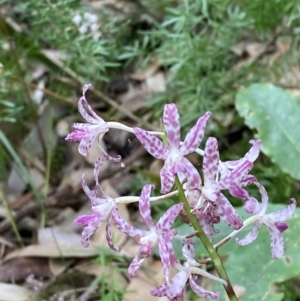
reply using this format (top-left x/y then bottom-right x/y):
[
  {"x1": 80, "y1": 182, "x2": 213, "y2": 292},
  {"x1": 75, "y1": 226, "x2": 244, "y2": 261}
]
[{"x1": 66, "y1": 84, "x2": 297, "y2": 300}]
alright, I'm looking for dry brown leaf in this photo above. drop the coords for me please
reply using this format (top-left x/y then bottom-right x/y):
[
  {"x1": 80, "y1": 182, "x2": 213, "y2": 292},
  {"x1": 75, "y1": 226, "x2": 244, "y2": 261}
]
[
  {"x1": 145, "y1": 72, "x2": 166, "y2": 93},
  {"x1": 0, "y1": 257, "x2": 51, "y2": 282},
  {"x1": 268, "y1": 36, "x2": 292, "y2": 66},
  {"x1": 123, "y1": 277, "x2": 168, "y2": 301},
  {"x1": 59, "y1": 167, "x2": 93, "y2": 190},
  {"x1": 119, "y1": 84, "x2": 150, "y2": 112},
  {"x1": 0, "y1": 283, "x2": 37, "y2": 301},
  {"x1": 2, "y1": 242, "x2": 102, "y2": 262},
  {"x1": 49, "y1": 258, "x2": 75, "y2": 276}
]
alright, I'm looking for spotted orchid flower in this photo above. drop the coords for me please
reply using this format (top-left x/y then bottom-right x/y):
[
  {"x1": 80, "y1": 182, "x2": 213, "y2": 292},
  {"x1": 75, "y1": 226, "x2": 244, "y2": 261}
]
[
  {"x1": 66, "y1": 83, "x2": 110, "y2": 157},
  {"x1": 236, "y1": 182, "x2": 296, "y2": 258},
  {"x1": 219, "y1": 139, "x2": 261, "y2": 201},
  {"x1": 112, "y1": 184, "x2": 183, "y2": 281},
  {"x1": 134, "y1": 104, "x2": 211, "y2": 193},
  {"x1": 74, "y1": 155, "x2": 122, "y2": 250},
  {"x1": 151, "y1": 239, "x2": 223, "y2": 300},
  {"x1": 175, "y1": 137, "x2": 252, "y2": 235}
]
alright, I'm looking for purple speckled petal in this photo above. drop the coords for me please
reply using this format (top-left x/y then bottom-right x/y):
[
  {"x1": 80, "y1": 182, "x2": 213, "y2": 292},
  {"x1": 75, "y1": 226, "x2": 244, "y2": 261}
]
[
  {"x1": 156, "y1": 203, "x2": 183, "y2": 232},
  {"x1": 106, "y1": 215, "x2": 121, "y2": 252},
  {"x1": 163, "y1": 104, "x2": 181, "y2": 149},
  {"x1": 224, "y1": 140, "x2": 261, "y2": 169},
  {"x1": 203, "y1": 137, "x2": 219, "y2": 187},
  {"x1": 243, "y1": 197, "x2": 261, "y2": 214},
  {"x1": 94, "y1": 155, "x2": 121, "y2": 189},
  {"x1": 264, "y1": 221, "x2": 284, "y2": 259},
  {"x1": 236, "y1": 223, "x2": 259, "y2": 245},
  {"x1": 217, "y1": 194, "x2": 243, "y2": 230},
  {"x1": 219, "y1": 160, "x2": 253, "y2": 190},
  {"x1": 78, "y1": 125, "x2": 107, "y2": 156},
  {"x1": 267, "y1": 199, "x2": 296, "y2": 222},
  {"x1": 182, "y1": 238, "x2": 195, "y2": 261},
  {"x1": 150, "y1": 270, "x2": 187, "y2": 299},
  {"x1": 181, "y1": 158, "x2": 202, "y2": 190},
  {"x1": 78, "y1": 83, "x2": 104, "y2": 124},
  {"x1": 111, "y1": 208, "x2": 147, "y2": 237},
  {"x1": 128, "y1": 253, "x2": 145, "y2": 278},
  {"x1": 197, "y1": 213, "x2": 217, "y2": 237},
  {"x1": 189, "y1": 275, "x2": 220, "y2": 299},
  {"x1": 74, "y1": 213, "x2": 103, "y2": 248},
  {"x1": 134, "y1": 127, "x2": 168, "y2": 160},
  {"x1": 170, "y1": 159, "x2": 201, "y2": 190},
  {"x1": 164, "y1": 230, "x2": 178, "y2": 267},
  {"x1": 229, "y1": 185, "x2": 251, "y2": 202},
  {"x1": 158, "y1": 238, "x2": 171, "y2": 282},
  {"x1": 65, "y1": 123, "x2": 88, "y2": 141},
  {"x1": 253, "y1": 182, "x2": 269, "y2": 215},
  {"x1": 160, "y1": 166, "x2": 176, "y2": 193},
  {"x1": 81, "y1": 173, "x2": 107, "y2": 206},
  {"x1": 180, "y1": 111, "x2": 211, "y2": 155},
  {"x1": 139, "y1": 184, "x2": 155, "y2": 229}
]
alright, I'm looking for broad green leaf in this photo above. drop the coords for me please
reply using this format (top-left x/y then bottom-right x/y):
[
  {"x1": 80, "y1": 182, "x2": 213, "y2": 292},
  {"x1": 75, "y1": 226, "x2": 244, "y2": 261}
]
[{"x1": 236, "y1": 84, "x2": 300, "y2": 180}]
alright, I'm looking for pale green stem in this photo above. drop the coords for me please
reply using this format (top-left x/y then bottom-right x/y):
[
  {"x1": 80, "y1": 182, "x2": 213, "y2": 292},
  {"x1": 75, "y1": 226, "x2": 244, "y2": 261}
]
[
  {"x1": 214, "y1": 216, "x2": 257, "y2": 249},
  {"x1": 116, "y1": 190, "x2": 178, "y2": 204},
  {"x1": 0, "y1": 190, "x2": 23, "y2": 247}
]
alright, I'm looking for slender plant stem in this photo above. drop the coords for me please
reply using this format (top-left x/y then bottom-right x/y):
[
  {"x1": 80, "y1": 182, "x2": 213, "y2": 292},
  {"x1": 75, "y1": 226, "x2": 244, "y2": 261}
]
[
  {"x1": 175, "y1": 177, "x2": 238, "y2": 301},
  {"x1": 0, "y1": 190, "x2": 23, "y2": 247}
]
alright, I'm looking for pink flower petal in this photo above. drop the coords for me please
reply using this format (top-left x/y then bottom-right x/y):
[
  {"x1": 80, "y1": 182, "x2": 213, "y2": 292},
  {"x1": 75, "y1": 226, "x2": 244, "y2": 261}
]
[
  {"x1": 217, "y1": 194, "x2": 243, "y2": 230},
  {"x1": 219, "y1": 160, "x2": 253, "y2": 190},
  {"x1": 180, "y1": 111, "x2": 211, "y2": 155},
  {"x1": 74, "y1": 213, "x2": 103, "y2": 248},
  {"x1": 158, "y1": 238, "x2": 171, "y2": 282},
  {"x1": 163, "y1": 104, "x2": 181, "y2": 149},
  {"x1": 106, "y1": 216, "x2": 121, "y2": 252},
  {"x1": 181, "y1": 158, "x2": 202, "y2": 190},
  {"x1": 203, "y1": 137, "x2": 219, "y2": 187},
  {"x1": 160, "y1": 166, "x2": 176, "y2": 193},
  {"x1": 150, "y1": 270, "x2": 187, "y2": 299},
  {"x1": 78, "y1": 83, "x2": 104, "y2": 124},
  {"x1": 264, "y1": 221, "x2": 284, "y2": 258},
  {"x1": 94, "y1": 155, "x2": 121, "y2": 188},
  {"x1": 243, "y1": 197, "x2": 261, "y2": 215},
  {"x1": 156, "y1": 203, "x2": 183, "y2": 232},
  {"x1": 236, "y1": 223, "x2": 259, "y2": 245},
  {"x1": 229, "y1": 185, "x2": 251, "y2": 201},
  {"x1": 163, "y1": 230, "x2": 178, "y2": 267},
  {"x1": 182, "y1": 238, "x2": 195, "y2": 261},
  {"x1": 111, "y1": 208, "x2": 146, "y2": 237},
  {"x1": 267, "y1": 199, "x2": 296, "y2": 222},
  {"x1": 128, "y1": 253, "x2": 145, "y2": 278},
  {"x1": 134, "y1": 127, "x2": 168, "y2": 160},
  {"x1": 139, "y1": 184, "x2": 155, "y2": 229},
  {"x1": 189, "y1": 275, "x2": 220, "y2": 299}
]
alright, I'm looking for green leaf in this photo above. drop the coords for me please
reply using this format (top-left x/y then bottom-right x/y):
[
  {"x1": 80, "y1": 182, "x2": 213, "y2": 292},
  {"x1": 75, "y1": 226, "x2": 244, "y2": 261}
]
[{"x1": 236, "y1": 83, "x2": 300, "y2": 180}]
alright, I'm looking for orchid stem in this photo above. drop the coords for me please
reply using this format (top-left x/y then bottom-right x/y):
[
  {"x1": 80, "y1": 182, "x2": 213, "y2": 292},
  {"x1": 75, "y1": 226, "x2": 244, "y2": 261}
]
[{"x1": 175, "y1": 176, "x2": 238, "y2": 301}]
